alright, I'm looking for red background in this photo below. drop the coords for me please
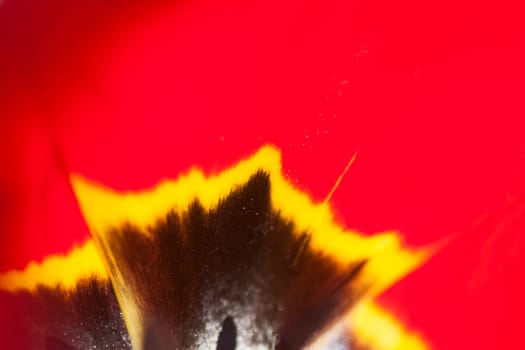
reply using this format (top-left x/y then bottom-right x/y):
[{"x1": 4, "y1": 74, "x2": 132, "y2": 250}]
[{"x1": 0, "y1": 0, "x2": 524, "y2": 348}]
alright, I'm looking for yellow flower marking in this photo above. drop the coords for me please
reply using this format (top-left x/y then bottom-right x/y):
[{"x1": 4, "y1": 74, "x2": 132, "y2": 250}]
[
  {"x1": 0, "y1": 144, "x2": 432, "y2": 350},
  {"x1": 0, "y1": 240, "x2": 106, "y2": 292}
]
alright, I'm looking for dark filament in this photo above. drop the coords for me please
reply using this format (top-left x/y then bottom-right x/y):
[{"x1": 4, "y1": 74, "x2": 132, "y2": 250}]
[{"x1": 216, "y1": 316, "x2": 237, "y2": 350}]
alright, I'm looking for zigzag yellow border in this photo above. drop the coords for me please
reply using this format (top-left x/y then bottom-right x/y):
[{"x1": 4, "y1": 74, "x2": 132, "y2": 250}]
[{"x1": 0, "y1": 144, "x2": 432, "y2": 350}]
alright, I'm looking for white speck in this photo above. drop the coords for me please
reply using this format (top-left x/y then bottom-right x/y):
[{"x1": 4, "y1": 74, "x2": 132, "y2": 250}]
[{"x1": 354, "y1": 48, "x2": 369, "y2": 57}]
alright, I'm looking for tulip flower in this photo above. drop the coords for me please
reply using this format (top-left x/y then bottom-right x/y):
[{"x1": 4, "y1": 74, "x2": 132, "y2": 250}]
[{"x1": 0, "y1": 0, "x2": 523, "y2": 349}]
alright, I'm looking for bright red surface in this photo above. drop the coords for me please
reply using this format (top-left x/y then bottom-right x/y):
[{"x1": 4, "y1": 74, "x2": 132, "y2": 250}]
[{"x1": 1, "y1": 0, "x2": 524, "y2": 348}]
